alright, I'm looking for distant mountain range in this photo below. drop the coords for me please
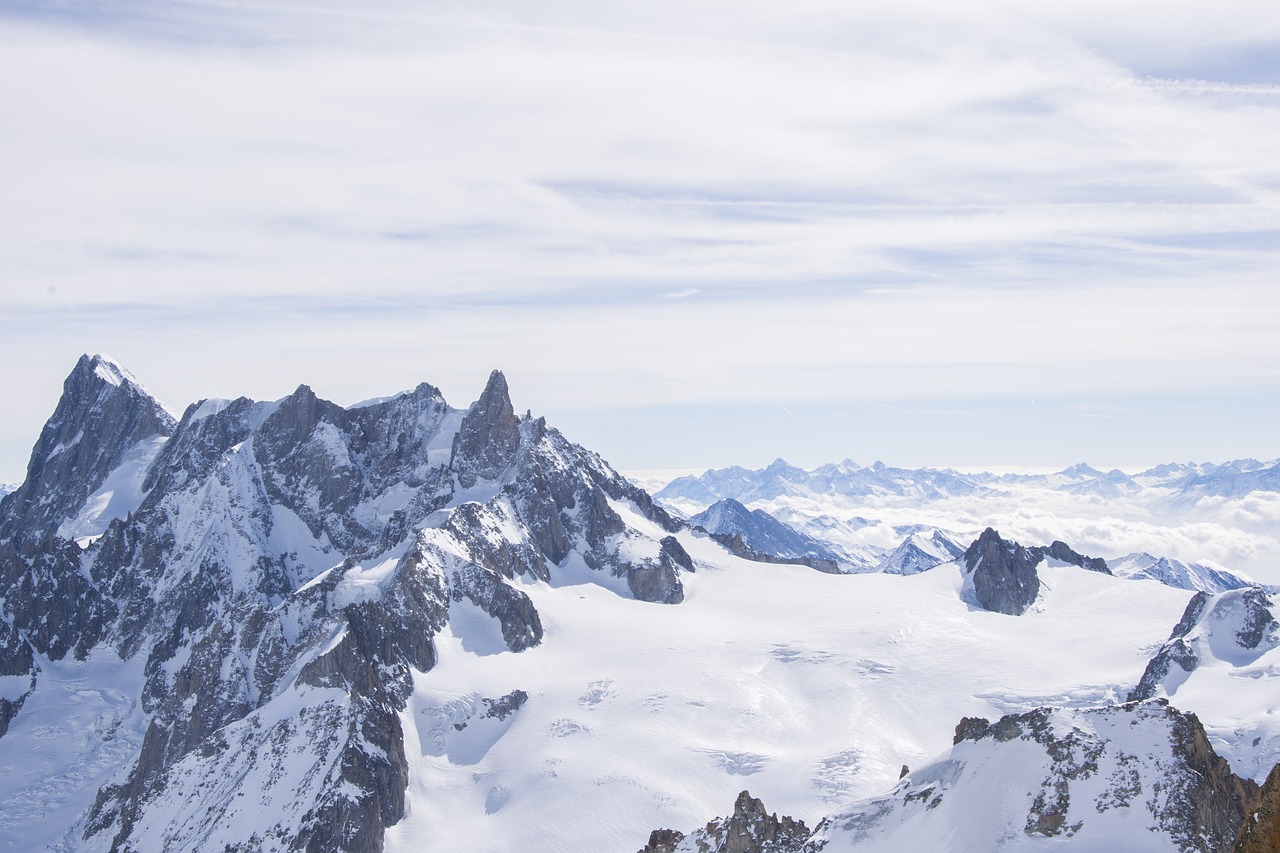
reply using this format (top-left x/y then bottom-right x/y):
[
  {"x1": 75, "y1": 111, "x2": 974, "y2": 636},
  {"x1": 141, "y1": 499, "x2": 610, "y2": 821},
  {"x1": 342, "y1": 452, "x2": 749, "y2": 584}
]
[
  {"x1": 651, "y1": 457, "x2": 1275, "y2": 593},
  {"x1": 656, "y1": 456, "x2": 1280, "y2": 506}
]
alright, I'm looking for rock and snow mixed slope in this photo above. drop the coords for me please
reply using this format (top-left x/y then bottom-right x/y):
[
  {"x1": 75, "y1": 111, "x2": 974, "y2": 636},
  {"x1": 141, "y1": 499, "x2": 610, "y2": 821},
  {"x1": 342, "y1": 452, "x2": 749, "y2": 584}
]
[
  {"x1": 0, "y1": 355, "x2": 1276, "y2": 852},
  {"x1": 652, "y1": 700, "x2": 1258, "y2": 853},
  {"x1": 0, "y1": 356, "x2": 687, "y2": 851}
]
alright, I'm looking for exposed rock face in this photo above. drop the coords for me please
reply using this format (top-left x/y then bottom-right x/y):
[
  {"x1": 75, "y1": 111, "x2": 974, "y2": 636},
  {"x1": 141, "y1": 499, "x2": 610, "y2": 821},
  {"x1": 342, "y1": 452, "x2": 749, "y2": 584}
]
[
  {"x1": 482, "y1": 689, "x2": 529, "y2": 721},
  {"x1": 643, "y1": 790, "x2": 817, "y2": 853},
  {"x1": 962, "y1": 528, "x2": 1041, "y2": 615},
  {"x1": 1130, "y1": 587, "x2": 1279, "y2": 702},
  {"x1": 0, "y1": 356, "x2": 695, "y2": 851},
  {"x1": 1036, "y1": 540, "x2": 1110, "y2": 574},
  {"x1": 647, "y1": 702, "x2": 1259, "y2": 853},
  {"x1": 638, "y1": 828, "x2": 686, "y2": 853},
  {"x1": 0, "y1": 354, "x2": 175, "y2": 542},
  {"x1": 820, "y1": 700, "x2": 1257, "y2": 853},
  {"x1": 451, "y1": 370, "x2": 521, "y2": 489},
  {"x1": 960, "y1": 529, "x2": 1113, "y2": 614},
  {"x1": 1131, "y1": 592, "x2": 1210, "y2": 701},
  {"x1": 1234, "y1": 587, "x2": 1278, "y2": 650},
  {"x1": 1235, "y1": 761, "x2": 1280, "y2": 853},
  {"x1": 0, "y1": 616, "x2": 34, "y2": 738}
]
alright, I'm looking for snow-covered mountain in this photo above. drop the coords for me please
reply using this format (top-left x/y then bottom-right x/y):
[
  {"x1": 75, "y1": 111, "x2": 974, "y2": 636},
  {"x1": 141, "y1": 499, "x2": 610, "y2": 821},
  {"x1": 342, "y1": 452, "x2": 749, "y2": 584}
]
[
  {"x1": 1110, "y1": 552, "x2": 1256, "y2": 595},
  {"x1": 0, "y1": 355, "x2": 689, "y2": 850},
  {"x1": 688, "y1": 499, "x2": 844, "y2": 570},
  {"x1": 652, "y1": 457, "x2": 1278, "y2": 590},
  {"x1": 0, "y1": 356, "x2": 1276, "y2": 852},
  {"x1": 874, "y1": 529, "x2": 967, "y2": 575},
  {"x1": 658, "y1": 458, "x2": 988, "y2": 507}
]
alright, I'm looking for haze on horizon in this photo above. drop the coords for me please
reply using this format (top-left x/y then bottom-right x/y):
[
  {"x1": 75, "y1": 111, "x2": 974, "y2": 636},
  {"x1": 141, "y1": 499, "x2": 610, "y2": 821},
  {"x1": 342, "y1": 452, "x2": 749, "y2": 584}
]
[{"x1": 2, "y1": 0, "x2": 1279, "y2": 480}]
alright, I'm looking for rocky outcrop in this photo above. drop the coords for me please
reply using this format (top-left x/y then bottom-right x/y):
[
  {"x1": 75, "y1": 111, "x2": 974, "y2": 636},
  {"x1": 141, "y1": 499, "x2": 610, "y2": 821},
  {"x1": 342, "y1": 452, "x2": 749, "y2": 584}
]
[
  {"x1": 824, "y1": 700, "x2": 1256, "y2": 852},
  {"x1": 960, "y1": 529, "x2": 1114, "y2": 614},
  {"x1": 1235, "y1": 761, "x2": 1280, "y2": 853},
  {"x1": 0, "y1": 354, "x2": 174, "y2": 543},
  {"x1": 0, "y1": 617, "x2": 34, "y2": 738},
  {"x1": 1035, "y1": 540, "x2": 1110, "y2": 574},
  {"x1": 962, "y1": 528, "x2": 1041, "y2": 615},
  {"x1": 1130, "y1": 592, "x2": 1210, "y2": 701},
  {"x1": 1234, "y1": 587, "x2": 1278, "y2": 650},
  {"x1": 451, "y1": 370, "x2": 521, "y2": 489},
  {"x1": 641, "y1": 790, "x2": 817, "y2": 853},
  {"x1": 1130, "y1": 587, "x2": 1278, "y2": 702},
  {"x1": 638, "y1": 828, "x2": 686, "y2": 853}
]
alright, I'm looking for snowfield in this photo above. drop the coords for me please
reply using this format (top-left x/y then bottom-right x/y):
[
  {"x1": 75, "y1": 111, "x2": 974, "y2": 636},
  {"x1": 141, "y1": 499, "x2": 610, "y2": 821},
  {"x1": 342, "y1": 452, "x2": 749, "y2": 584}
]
[{"x1": 383, "y1": 535, "x2": 1255, "y2": 852}]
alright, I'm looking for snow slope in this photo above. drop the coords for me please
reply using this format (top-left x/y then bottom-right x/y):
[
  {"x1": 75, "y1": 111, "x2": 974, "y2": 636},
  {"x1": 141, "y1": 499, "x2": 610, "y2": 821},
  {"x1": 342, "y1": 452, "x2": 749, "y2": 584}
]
[{"x1": 384, "y1": 550, "x2": 1228, "y2": 851}]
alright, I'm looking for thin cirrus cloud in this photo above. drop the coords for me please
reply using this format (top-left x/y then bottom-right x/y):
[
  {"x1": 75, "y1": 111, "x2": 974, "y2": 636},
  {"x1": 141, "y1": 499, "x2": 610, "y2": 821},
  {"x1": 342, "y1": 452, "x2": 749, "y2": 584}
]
[{"x1": 1, "y1": 0, "x2": 1278, "y2": 476}]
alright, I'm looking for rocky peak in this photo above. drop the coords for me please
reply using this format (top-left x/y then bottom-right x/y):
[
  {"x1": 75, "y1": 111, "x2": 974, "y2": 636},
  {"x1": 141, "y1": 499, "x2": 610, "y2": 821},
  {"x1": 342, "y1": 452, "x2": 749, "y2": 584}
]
[
  {"x1": 962, "y1": 528, "x2": 1041, "y2": 615},
  {"x1": 1036, "y1": 540, "x2": 1110, "y2": 574},
  {"x1": 452, "y1": 369, "x2": 521, "y2": 488},
  {"x1": 1130, "y1": 587, "x2": 1277, "y2": 702},
  {"x1": 639, "y1": 790, "x2": 815, "y2": 853},
  {"x1": 0, "y1": 353, "x2": 175, "y2": 540}
]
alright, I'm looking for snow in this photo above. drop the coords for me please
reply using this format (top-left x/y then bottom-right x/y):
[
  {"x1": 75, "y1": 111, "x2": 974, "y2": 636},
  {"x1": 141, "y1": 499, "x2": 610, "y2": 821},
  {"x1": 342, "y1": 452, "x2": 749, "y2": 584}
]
[
  {"x1": 385, "y1": 549, "x2": 1213, "y2": 852},
  {"x1": 91, "y1": 355, "x2": 127, "y2": 387},
  {"x1": 57, "y1": 435, "x2": 168, "y2": 542},
  {"x1": 188, "y1": 397, "x2": 233, "y2": 422},
  {"x1": 0, "y1": 675, "x2": 32, "y2": 702},
  {"x1": 330, "y1": 554, "x2": 402, "y2": 609},
  {"x1": 0, "y1": 650, "x2": 147, "y2": 853}
]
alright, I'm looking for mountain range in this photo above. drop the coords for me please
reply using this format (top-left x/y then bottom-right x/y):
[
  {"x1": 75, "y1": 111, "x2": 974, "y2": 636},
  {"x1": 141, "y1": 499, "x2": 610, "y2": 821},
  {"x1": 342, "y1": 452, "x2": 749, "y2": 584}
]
[{"x1": 0, "y1": 355, "x2": 1276, "y2": 852}]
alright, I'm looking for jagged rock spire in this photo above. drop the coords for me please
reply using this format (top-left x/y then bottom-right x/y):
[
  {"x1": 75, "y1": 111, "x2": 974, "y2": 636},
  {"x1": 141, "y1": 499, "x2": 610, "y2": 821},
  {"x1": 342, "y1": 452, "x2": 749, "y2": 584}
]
[
  {"x1": 963, "y1": 528, "x2": 1041, "y2": 616},
  {"x1": 451, "y1": 369, "x2": 521, "y2": 488},
  {"x1": 0, "y1": 354, "x2": 175, "y2": 540}
]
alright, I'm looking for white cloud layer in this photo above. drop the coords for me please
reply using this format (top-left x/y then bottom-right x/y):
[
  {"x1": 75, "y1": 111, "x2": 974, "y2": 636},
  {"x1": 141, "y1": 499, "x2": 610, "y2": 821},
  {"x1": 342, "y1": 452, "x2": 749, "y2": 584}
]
[{"x1": 1, "y1": 0, "x2": 1278, "y2": 476}]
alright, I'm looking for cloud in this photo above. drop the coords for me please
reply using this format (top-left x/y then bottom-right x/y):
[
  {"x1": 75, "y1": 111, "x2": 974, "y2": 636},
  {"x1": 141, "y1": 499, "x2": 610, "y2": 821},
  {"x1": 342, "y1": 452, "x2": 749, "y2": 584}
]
[{"x1": 0, "y1": 1, "x2": 1278, "y2": 477}]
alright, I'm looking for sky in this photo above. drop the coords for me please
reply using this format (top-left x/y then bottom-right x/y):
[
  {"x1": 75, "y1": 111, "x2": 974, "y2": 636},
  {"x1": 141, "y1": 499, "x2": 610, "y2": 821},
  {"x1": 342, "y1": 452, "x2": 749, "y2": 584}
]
[{"x1": 2, "y1": 0, "x2": 1279, "y2": 480}]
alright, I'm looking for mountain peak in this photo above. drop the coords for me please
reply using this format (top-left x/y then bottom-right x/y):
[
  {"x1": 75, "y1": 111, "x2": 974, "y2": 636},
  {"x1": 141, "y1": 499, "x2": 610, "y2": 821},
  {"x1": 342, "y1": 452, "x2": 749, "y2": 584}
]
[
  {"x1": 451, "y1": 369, "x2": 521, "y2": 488},
  {"x1": 0, "y1": 355, "x2": 176, "y2": 541},
  {"x1": 963, "y1": 528, "x2": 1041, "y2": 615}
]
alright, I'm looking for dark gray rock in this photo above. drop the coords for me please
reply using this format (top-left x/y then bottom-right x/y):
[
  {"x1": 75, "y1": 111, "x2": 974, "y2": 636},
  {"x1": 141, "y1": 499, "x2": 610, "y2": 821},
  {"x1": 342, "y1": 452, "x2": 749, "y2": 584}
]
[
  {"x1": 0, "y1": 616, "x2": 35, "y2": 738},
  {"x1": 1129, "y1": 638, "x2": 1199, "y2": 702},
  {"x1": 482, "y1": 690, "x2": 529, "y2": 721},
  {"x1": 948, "y1": 701, "x2": 1255, "y2": 851},
  {"x1": 1129, "y1": 588, "x2": 1277, "y2": 702},
  {"x1": 637, "y1": 828, "x2": 686, "y2": 853},
  {"x1": 668, "y1": 790, "x2": 818, "y2": 853},
  {"x1": 1034, "y1": 540, "x2": 1110, "y2": 574},
  {"x1": 0, "y1": 354, "x2": 175, "y2": 542},
  {"x1": 963, "y1": 528, "x2": 1041, "y2": 616},
  {"x1": 1235, "y1": 587, "x2": 1278, "y2": 650},
  {"x1": 451, "y1": 370, "x2": 521, "y2": 488},
  {"x1": 1170, "y1": 591, "x2": 1212, "y2": 639}
]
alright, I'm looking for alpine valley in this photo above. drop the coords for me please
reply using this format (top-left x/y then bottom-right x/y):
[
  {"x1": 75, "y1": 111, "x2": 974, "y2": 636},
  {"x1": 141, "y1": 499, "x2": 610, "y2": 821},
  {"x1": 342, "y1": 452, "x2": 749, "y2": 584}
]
[{"x1": 1, "y1": 355, "x2": 1277, "y2": 853}]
